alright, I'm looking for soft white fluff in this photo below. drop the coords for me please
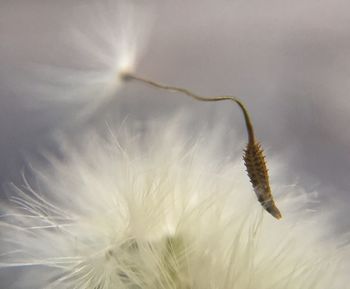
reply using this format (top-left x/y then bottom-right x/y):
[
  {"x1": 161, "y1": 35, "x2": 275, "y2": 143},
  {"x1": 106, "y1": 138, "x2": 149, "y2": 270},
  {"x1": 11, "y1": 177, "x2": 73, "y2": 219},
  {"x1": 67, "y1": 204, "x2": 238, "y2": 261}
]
[
  {"x1": 27, "y1": 0, "x2": 152, "y2": 119},
  {"x1": 0, "y1": 118, "x2": 349, "y2": 289}
]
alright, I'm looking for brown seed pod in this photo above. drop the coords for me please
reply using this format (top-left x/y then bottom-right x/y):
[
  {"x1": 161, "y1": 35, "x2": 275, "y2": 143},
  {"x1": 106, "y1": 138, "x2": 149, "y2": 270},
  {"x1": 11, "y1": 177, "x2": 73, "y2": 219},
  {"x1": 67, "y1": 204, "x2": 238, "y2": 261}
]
[
  {"x1": 122, "y1": 73, "x2": 282, "y2": 219},
  {"x1": 231, "y1": 98, "x2": 282, "y2": 219},
  {"x1": 244, "y1": 142, "x2": 282, "y2": 219}
]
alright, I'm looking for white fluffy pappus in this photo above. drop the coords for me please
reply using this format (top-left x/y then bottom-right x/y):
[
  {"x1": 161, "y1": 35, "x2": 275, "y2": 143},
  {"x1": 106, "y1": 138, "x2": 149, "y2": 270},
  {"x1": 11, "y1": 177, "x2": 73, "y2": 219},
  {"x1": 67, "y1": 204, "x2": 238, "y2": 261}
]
[
  {"x1": 0, "y1": 117, "x2": 349, "y2": 289},
  {"x1": 24, "y1": 0, "x2": 152, "y2": 119}
]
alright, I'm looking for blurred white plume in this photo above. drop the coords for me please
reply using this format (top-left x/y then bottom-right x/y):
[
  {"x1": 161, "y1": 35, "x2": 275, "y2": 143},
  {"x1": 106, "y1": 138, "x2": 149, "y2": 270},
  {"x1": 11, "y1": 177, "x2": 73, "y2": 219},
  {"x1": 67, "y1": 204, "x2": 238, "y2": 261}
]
[
  {"x1": 0, "y1": 116, "x2": 349, "y2": 289},
  {"x1": 19, "y1": 0, "x2": 152, "y2": 119}
]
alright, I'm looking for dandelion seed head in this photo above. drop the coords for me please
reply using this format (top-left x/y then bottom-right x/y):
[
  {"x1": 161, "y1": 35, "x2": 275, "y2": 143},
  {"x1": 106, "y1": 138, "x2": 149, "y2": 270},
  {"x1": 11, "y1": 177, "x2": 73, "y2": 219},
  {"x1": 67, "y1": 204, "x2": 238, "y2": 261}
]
[{"x1": 0, "y1": 117, "x2": 349, "y2": 288}]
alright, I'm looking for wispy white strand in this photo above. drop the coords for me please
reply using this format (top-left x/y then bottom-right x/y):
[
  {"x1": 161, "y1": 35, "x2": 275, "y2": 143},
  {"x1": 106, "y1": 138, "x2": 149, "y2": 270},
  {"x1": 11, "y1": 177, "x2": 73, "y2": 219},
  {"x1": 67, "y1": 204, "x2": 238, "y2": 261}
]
[
  {"x1": 0, "y1": 117, "x2": 349, "y2": 288},
  {"x1": 21, "y1": 0, "x2": 152, "y2": 119}
]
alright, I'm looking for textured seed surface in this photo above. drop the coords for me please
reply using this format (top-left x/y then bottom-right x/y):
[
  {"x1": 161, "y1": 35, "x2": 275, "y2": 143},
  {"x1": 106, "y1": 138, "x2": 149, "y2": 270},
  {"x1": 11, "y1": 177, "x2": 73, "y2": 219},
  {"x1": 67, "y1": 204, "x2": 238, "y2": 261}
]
[{"x1": 244, "y1": 142, "x2": 282, "y2": 219}]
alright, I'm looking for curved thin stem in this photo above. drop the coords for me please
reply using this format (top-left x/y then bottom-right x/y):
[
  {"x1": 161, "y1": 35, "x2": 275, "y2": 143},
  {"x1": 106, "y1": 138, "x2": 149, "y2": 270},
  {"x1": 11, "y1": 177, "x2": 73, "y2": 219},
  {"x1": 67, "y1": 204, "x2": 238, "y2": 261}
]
[
  {"x1": 122, "y1": 73, "x2": 255, "y2": 144},
  {"x1": 121, "y1": 72, "x2": 282, "y2": 219}
]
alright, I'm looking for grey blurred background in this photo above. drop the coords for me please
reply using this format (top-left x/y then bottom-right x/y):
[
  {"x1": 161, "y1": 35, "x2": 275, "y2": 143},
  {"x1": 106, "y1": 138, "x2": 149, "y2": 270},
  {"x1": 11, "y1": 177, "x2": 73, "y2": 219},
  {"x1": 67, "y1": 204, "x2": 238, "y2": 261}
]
[
  {"x1": 1, "y1": 0, "x2": 350, "y2": 287},
  {"x1": 1, "y1": 0, "x2": 350, "y2": 233}
]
